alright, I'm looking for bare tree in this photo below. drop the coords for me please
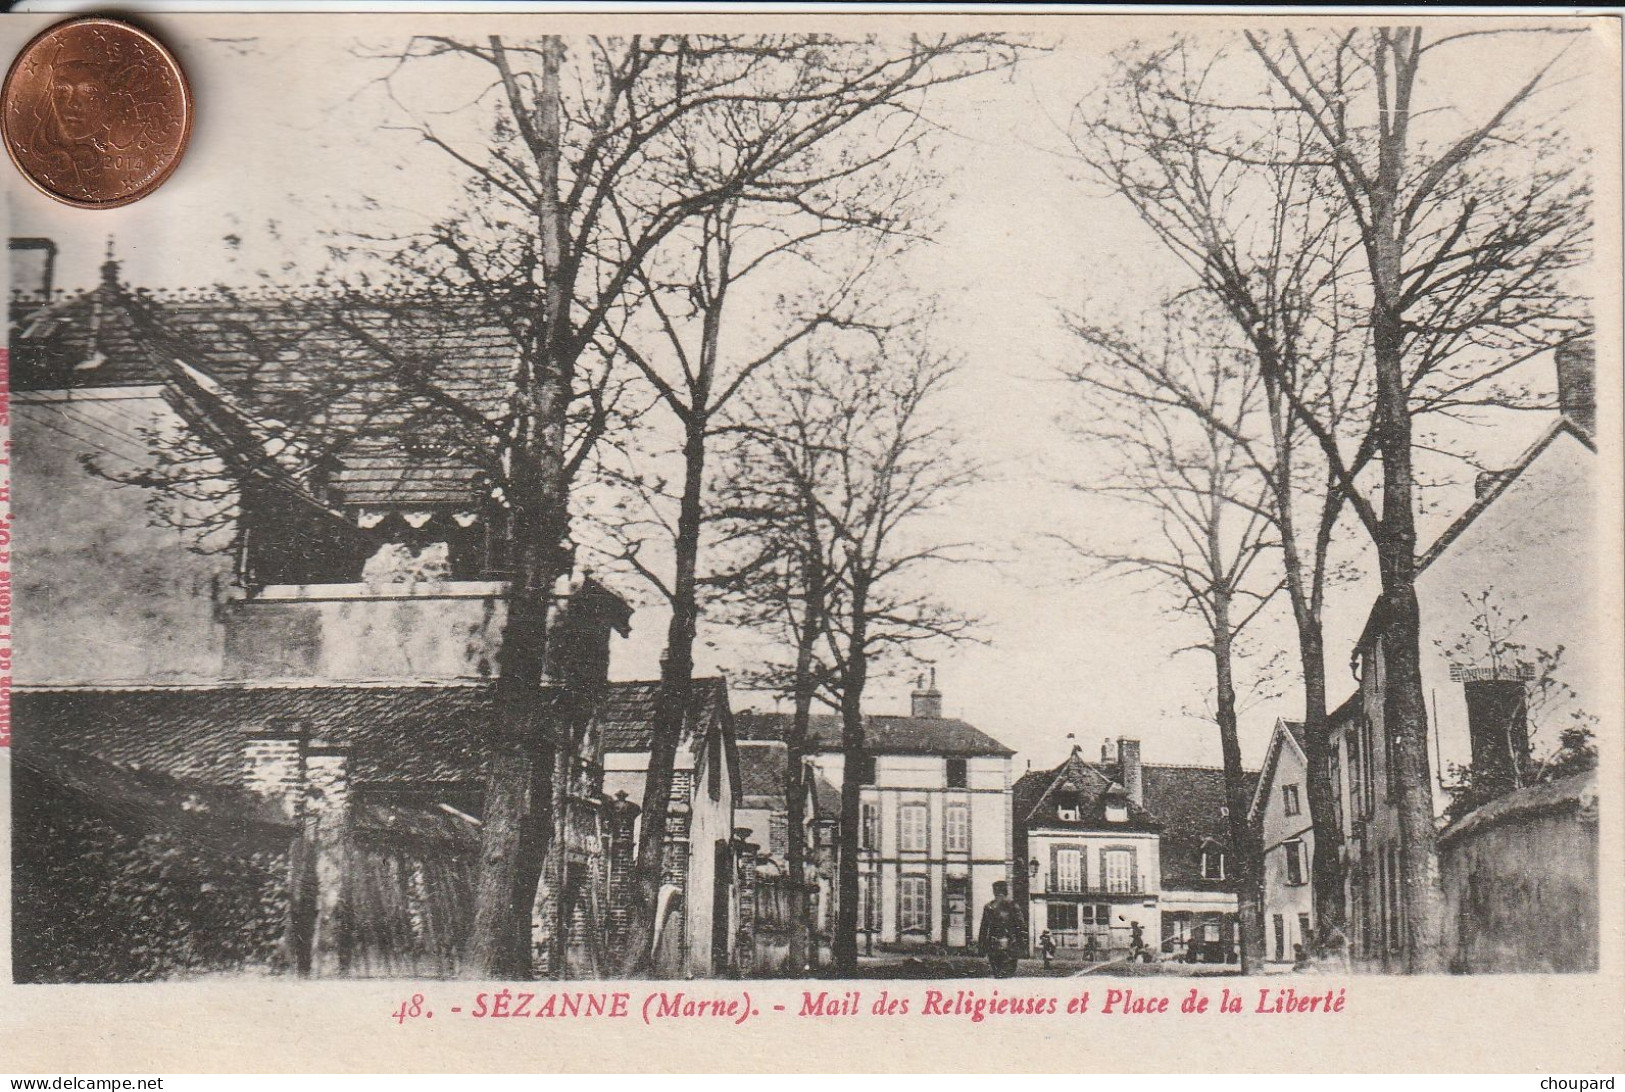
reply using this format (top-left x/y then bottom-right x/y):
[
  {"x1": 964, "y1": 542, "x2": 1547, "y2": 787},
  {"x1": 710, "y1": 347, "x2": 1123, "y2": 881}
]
[
  {"x1": 362, "y1": 31, "x2": 1023, "y2": 979},
  {"x1": 595, "y1": 214, "x2": 906, "y2": 975},
  {"x1": 710, "y1": 355, "x2": 851, "y2": 974},
  {"x1": 1067, "y1": 42, "x2": 1373, "y2": 945},
  {"x1": 1058, "y1": 307, "x2": 1281, "y2": 973},
  {"x1": 718, "y1": 334, "x2": 979, "y2": 976},
  {"x1": 1071, "y1": 27, "x2": 1590, "y2": 970},
  {"x1": 1241, "y1": 27, "x2": 1591, "y2": 971}
]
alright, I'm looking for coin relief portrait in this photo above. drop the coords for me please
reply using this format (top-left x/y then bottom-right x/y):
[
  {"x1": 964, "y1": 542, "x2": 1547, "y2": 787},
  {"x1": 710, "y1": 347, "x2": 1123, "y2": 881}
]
[{"x1": 3, "y1": 19, "x2": 190, "y2": 207}]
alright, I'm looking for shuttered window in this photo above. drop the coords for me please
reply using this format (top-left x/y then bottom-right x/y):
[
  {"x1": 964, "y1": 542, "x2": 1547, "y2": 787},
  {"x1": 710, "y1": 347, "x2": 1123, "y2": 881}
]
[
  {"x1": 1103, "y1": 848, "x2": 1135, "y2": 893},
  {"x1": 899, "y1": 803, "x2": 928, "y2": 852},
  {"x1": 899, "y1": 875, "x2": 929, "y2": 935},
  {"x1": 945, "y1": 804, "x2": 969, "y2": 853},
  {"x1": 1054, "y1": 848, "x2": 1082, "y2": 893}
]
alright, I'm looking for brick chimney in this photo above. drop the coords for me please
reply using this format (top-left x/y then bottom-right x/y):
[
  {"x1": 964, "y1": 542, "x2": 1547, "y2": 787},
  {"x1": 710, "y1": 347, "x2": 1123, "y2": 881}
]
[
  {"x1": 1463, "y1": 679, "x2": 1531, "y2": 802},
  {"x1": 8, "y1": 237, "x2": 57, "y2": 300},
  {"x1": 1100, "y1": 737, "x2": 1116, "y2": 765},
  {"x1": 244, "y1": 730, "x2": 303, "y2": 820},
  {"x1": 1117, "y1": 737, "x2": 1143, "y2": 807},
  {"x1": 910, "y1": 668, "x2": 943, "y2": 719},
  {"x1": 1556, "y1": 339, "x2": 1595, "y2": 436}
]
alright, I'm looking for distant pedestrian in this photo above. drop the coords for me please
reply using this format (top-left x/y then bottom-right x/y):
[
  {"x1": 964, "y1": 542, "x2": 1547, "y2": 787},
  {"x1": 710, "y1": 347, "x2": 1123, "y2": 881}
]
[
  {"x1": 1129, "y1": 920, "x2": 1147, "y2": 961},
  {"x1": 978, "y1": 881, "x2": 1024, "y2": 979},
  {"x1": 1039, "y1": 930, "x2": 1057, "y2": 969}
]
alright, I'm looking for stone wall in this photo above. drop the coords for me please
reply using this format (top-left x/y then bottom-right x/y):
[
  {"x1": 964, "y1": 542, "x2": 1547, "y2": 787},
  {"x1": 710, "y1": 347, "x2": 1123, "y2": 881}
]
[{"x1": 1439, "y1": 770, "x2": 1598, "y2": 974}]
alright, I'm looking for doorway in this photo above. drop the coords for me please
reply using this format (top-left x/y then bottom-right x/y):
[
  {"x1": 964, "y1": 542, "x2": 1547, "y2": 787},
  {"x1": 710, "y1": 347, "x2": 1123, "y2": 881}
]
[{"x1": 945, "y1": 877, "x2": 970, "y2": 949}]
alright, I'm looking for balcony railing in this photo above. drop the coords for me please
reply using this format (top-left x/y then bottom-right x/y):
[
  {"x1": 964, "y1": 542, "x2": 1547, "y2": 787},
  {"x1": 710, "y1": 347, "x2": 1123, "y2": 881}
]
[{"x1": 1044, "y1": 880, "x2": 1146, "y2": 897}]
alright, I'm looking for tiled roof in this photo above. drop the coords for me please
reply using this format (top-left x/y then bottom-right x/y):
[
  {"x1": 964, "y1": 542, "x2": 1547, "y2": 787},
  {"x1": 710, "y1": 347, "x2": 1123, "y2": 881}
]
[
  {"x1": 1143, "y1": 764, "x2": 1259, "y2": 893},
  {"x1": 1015, "y1": 753, "x2": 1258, "y2": 892},
  {"x1": 734, "y1": 711, "x2": 1013, "y2": 757},
  {"x1": 15, "y1": 736, "x2": 479, "y2": 852},
  {"x1": 13, "y1": 737, "x2": 293, "y2": 852},
  {"x1": 737, "y1": 741, "x2": 789, "y2": 806},
  {"x1": 1015, "y1": 750, "x2": 1160, "y2": 833},
  {"x1": 13, "y1": 684, "x2": 533, "y2": 789},
  {"x1": 594, "y1": 677, "x2": 733, "y2": 753},
  {"x1": 11, "y1": 280, "x2": 518, "y2": 507}
]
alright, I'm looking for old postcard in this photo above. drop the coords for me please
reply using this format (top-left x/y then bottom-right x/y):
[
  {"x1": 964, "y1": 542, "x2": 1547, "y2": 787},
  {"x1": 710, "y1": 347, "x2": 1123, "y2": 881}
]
[{"x1": 0, "y1": 9, "x2": 1620, "y2": 1073}]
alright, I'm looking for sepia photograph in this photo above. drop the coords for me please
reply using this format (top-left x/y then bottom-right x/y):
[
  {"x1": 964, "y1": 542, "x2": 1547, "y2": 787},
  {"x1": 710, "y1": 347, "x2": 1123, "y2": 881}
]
[{"x1": 0, "y1": 12, "x2": 1617, "y2": 1068}]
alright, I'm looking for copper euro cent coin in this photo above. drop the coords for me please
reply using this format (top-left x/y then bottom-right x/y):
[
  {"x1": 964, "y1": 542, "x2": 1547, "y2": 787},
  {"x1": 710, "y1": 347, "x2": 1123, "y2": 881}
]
[{"x1": 2, "y1": 17, "x2": 193, "y2": 209}]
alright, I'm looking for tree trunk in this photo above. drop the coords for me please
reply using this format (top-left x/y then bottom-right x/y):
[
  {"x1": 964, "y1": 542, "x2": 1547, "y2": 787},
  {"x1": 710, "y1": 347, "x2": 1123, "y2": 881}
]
[
  {"x1": 785, "y1": 680, "x2": 812, "y2": 975},
  {"x1": 1260, "y1": 361, "x2": 1348, "y2": 949},
  {"x1": 832, "y1": 583, "x2": 869, "y2": 977},
  {"x1": 1370, "y1": 90, "x2": 1449, "y2": 969},
  {"x1": 465, "y1": 578, "x2": 559, "y2": 978},
  {"x1": 1213, "y1": 603, "x2": 1266, "y2": 974},
  {"x1": 1296, "y1": 622, "x2": 1347, "y2": 947},
  {"x1": 463, "y1": 34, "x2": 574, "y2": 980},
  {"x1": 623, "y1": 421, "x2": 708, "y2": 975}
]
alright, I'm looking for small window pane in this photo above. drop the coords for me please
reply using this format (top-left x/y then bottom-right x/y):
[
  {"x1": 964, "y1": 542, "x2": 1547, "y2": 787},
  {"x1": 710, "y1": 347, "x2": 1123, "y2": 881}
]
[
  {"x1": 900, "y1": 875, "x2": 928, "y2": 934},
  {"x1": 1104, "y1": 849, "x2": 1134, "y2": 893},
  {"x1": 1055, "y1": 848, "x2": 1081, "y2": 893},
  {"x1": 945, "y1": 804, "x2": 969, "y2": 852},
  {"x1": 900, "y1": 804, "x2": 929, "y2": 852}
]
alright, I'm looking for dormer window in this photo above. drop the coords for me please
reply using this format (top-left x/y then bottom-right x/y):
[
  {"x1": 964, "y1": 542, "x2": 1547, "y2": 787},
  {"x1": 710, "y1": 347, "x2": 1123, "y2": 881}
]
[
  {"x1": 1105, "y1": 801, "x2": 1128, "y2": 823},
  {"x1": 1056, "y1": 791, "x2": 1080, "y2": 822}
]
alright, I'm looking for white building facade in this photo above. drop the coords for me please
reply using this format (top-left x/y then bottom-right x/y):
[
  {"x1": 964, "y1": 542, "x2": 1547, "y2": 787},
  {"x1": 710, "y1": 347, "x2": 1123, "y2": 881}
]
[{"x1": 735, "y1": 679, "x2": 1014, "y2": 952}]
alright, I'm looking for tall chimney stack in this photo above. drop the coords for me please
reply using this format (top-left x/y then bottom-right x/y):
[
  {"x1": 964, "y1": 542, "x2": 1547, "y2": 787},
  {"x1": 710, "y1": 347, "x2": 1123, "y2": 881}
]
[
  {"x1": 1100, "y1": 737, "x2": 1116, "y2": 765},
  {"x1": 1556, "y1": 339, "x2": 1596, "y2": 436},
  {"x1": 8, "y1": 237, "x2": 57, "y2": 300},
  {"x1": 910, "y1": 668, "x2": 942, "y2": 719},
  {"x1": 1118, "y1": 737, "x2": 1143, "y2": 807}
]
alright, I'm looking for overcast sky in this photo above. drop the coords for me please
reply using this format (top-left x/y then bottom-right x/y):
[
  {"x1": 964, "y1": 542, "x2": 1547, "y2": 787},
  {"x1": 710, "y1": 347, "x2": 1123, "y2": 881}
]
[{"x1": 4, "y1": 13, "x2": 1604, "y2": 772}]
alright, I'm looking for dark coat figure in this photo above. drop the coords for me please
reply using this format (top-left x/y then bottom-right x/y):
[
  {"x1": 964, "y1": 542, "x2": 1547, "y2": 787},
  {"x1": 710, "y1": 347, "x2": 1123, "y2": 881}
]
[
  {"x1": 1039, "y1": 930, "x2": 1058, "y2": 968},
  {"x1": 978, "y1": 881, "x2": 1024, "y2": 978}
]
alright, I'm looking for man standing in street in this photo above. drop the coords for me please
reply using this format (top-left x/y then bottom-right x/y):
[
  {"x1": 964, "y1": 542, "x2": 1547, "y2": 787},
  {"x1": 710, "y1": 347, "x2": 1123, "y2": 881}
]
[{"x1": 978, "y1": 880, "x2": 1024, "y2": 978}]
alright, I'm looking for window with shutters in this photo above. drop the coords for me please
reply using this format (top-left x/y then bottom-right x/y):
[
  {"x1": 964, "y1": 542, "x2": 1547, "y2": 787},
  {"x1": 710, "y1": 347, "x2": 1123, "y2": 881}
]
[
  {"x1": 899, "y1": 875, "x2": 929, "y2": 935},
  {"x1": 1348, "y1": 732, "x2": 1366, "y2": 821},
  {"x1": 899, "y1": 803, "x2": 928, "y2": 852},
  {"x1": 1054, "y1": 847, "x2": 1082, "y2": 893},
  {"x1": 1103, "y1": 848, "x2": 1135, "y2": 893},
  {"x1": 1285, "y1": 840, "x2": 1307, "y2": 886},
  {"x1": 1282, "y1": 784, "x2": 1301, "y2": 817},
  {"x1": 860, "y1": 873, "x2": 881, "y2": 932},
  {"x1": 1047, "y1": 902, "x2": 1078, "y2": 931},
  {"x1": 945, "y1": 804, "x2": 969, "y2": 853},
  {"x1": 946, "y1": 758, "x2": 967, "y2": 788},
  {"x1": 860, "y1": 802, "x2": 879, "y2": 851}
]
